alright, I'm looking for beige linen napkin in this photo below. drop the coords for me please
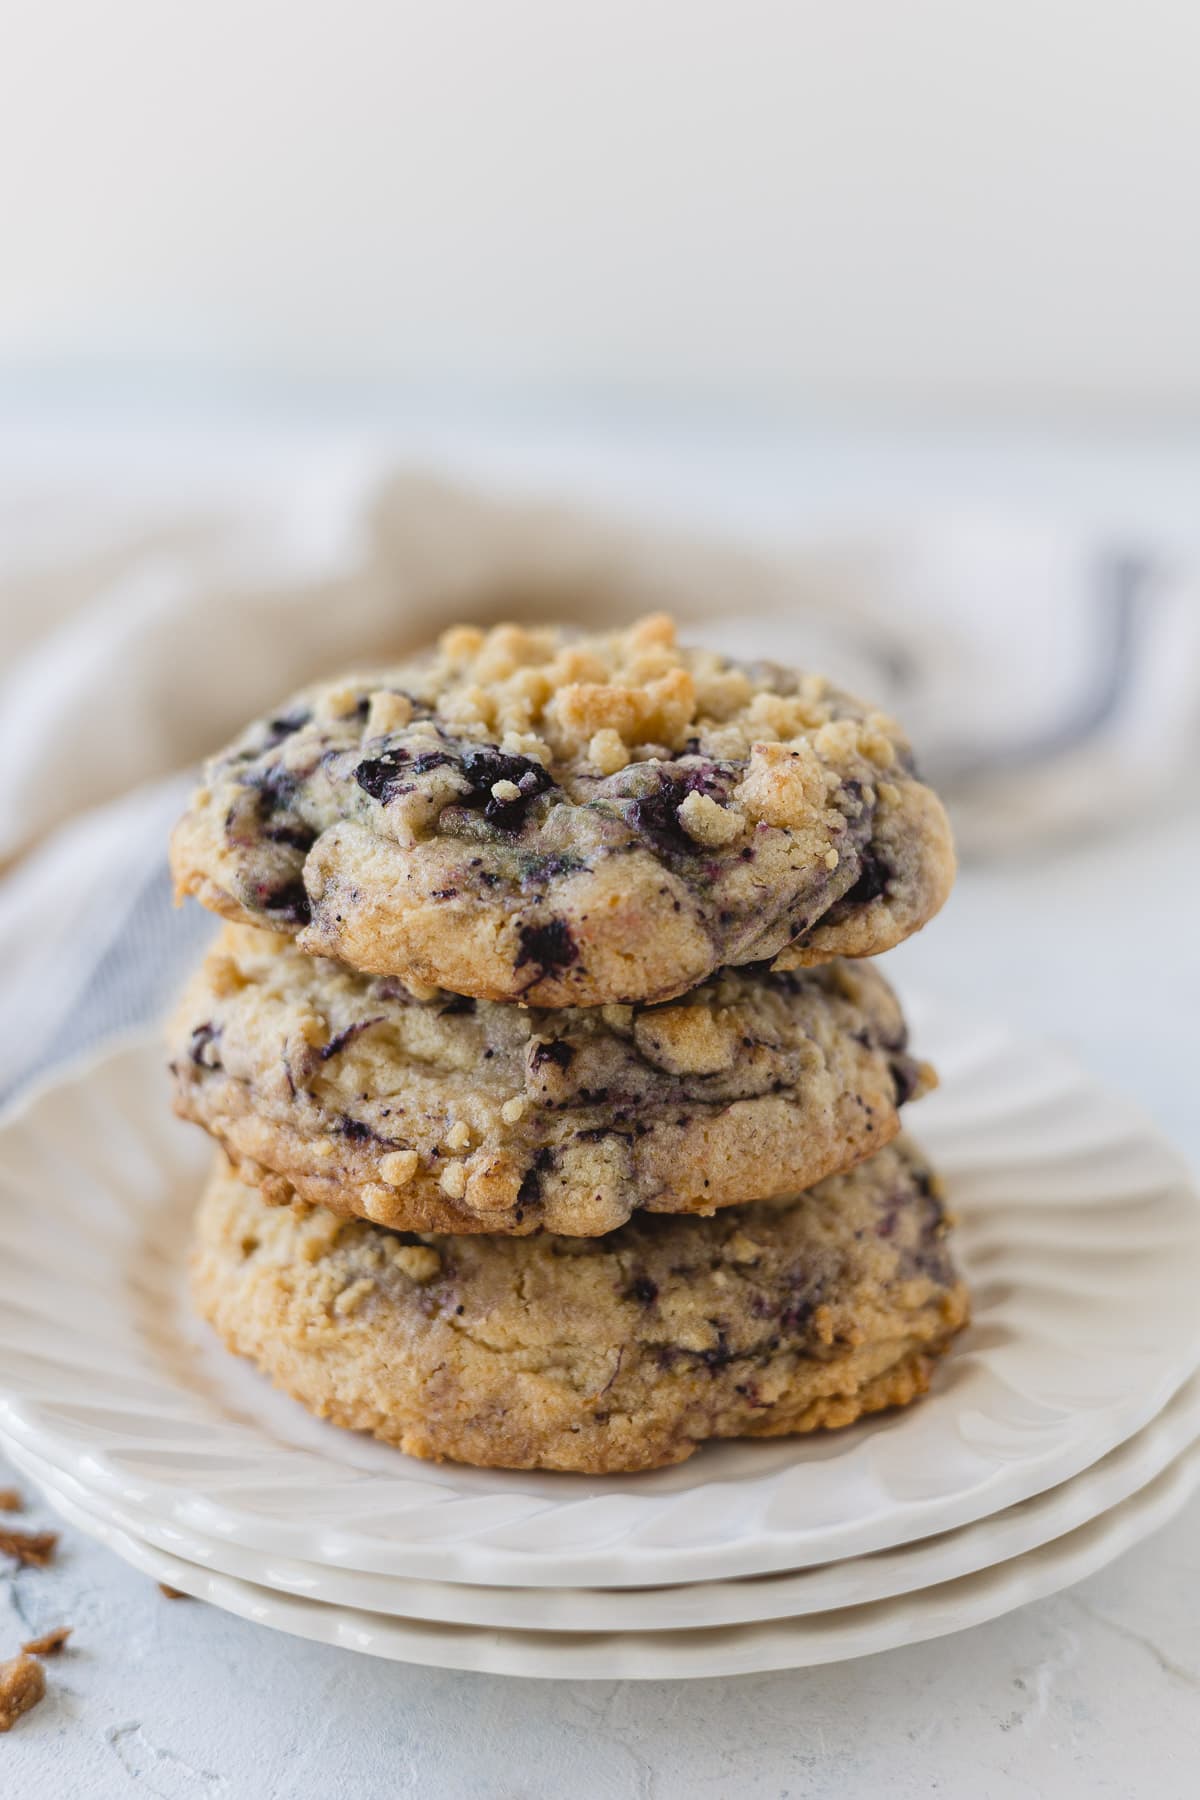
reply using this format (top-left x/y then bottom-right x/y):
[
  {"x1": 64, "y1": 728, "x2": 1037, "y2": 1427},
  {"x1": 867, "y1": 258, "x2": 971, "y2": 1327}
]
[
  {"x1": 3, "y1": 455, "x2": 1198, "y2": 1098},
  {"x1": 0, "y1": 470, "x2": 879, "y2": 865},
  {"x1": 4, "y1": 462, "x2": 1197, "y2": 870}
]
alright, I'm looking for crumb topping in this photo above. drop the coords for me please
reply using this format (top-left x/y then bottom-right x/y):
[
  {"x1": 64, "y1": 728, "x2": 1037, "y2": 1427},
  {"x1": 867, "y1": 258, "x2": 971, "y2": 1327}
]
[
  {"x1": 171, "y1": 611, "x2": 954, "y2": 1004},
  {"x1": 378, "y1": 1149, "x2": 419, "y2": 1188},
  {"x1": 196, "y1": 613, "x2": 912, "y2": 838}
]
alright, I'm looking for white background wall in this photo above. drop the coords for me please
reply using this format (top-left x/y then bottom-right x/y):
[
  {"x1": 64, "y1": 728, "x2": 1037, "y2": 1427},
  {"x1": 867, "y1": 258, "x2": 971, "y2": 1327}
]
[{"x1": 2, "y1": 0, "x2": 1199, "y2": 422}]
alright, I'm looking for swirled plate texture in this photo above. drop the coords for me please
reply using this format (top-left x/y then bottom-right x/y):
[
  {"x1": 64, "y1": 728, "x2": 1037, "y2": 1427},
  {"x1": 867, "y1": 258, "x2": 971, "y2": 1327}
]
[
  {"x1": 9, "y1": 1372, "x2": 1200, "y2": 1633},
  {"x1": 0, "y1": 999, "x2": 1198, "y2": 1588},
  {"x1": 8, "y1": 1435, "x2": 1200, "y2": 1678}
]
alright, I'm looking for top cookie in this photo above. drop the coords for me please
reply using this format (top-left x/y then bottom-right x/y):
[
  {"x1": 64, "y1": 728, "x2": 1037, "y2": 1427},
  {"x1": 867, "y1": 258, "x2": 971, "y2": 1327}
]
[{"x1": 171, "y1": 615, "x2": 955, "y2": 1006}]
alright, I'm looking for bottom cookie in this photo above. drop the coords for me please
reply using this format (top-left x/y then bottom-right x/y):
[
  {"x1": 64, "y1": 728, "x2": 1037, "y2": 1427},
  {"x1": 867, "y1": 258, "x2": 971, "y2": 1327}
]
[{"x1": 191, "y1": 1141, "x2": 969, "y2": 1474}]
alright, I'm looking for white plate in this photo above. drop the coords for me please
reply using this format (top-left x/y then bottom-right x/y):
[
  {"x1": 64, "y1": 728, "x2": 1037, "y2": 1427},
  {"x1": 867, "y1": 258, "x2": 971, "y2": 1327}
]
[
  {"x1": 8, "y1": 1369, "x2": 1200, "y2": 1632},
  {"x1": 1, "y1": 1008, "x2": 1198, "y2": 1589},
  {"x1": 10, "y1": 1434, "x2": 1200, "y2": 1679}
]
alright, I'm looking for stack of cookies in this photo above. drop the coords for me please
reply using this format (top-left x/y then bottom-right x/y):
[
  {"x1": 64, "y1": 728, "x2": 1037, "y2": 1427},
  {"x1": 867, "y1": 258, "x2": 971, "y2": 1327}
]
[{"x1": 168, "y1": 614, "x2": 967, "y2": 1472}]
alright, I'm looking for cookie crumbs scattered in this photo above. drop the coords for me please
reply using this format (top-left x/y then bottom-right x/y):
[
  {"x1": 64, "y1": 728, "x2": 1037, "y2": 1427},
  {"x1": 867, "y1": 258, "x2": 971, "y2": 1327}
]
[
  {"x1": 0, "y1": 1489, "x2": 21, "y2": 1512},
  {"x1": 0, "y1": 1527, "x2": 58, "y2": 1568},
  {"x1": 21, "y1": 1628, "x2": 71, "y2": 1657},
  {"x1": 0, "y1": 1654, "x2": 46, "y2": 1732}
]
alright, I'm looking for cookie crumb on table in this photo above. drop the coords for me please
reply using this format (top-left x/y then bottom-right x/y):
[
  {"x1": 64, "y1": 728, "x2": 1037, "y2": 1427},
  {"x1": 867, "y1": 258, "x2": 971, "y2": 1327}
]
[
  {"x1": 21, "y1": 1628, "x2": 71, "y2": 1657},
  {"x1": 158, "y1": 1583, "x2": 189, "y2": 1600},
  {"x1": 0, "y1": 1655, "x2": 46, "y2": 1732},
  {"x1": 0, "y1": 1489, "x2": 22, "y2": 1512},
  {"x1": 0, "y1": 1527, "x2": 58, "y2": 1568}
]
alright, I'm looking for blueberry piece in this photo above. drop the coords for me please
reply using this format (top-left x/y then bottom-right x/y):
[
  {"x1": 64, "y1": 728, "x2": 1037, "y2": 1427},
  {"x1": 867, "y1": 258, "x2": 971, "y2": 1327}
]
[
  {"x1": 263, "y1": 823, "x2": 316, "y2": 853},
  {"x1": 247, "y1": 763, "x2": 300, "y2": 817},
  {"x1": 188, "y1": 1022, "x2": 221, "y2": 1066},
  {"x1": 530, "y1": 1038, "x2": 575, "y2": 1072},
  {"x1": 890, "y1": 1055, "x2": 921, "y2": 1107},
  {"x1": 842, "y1": 845, "x2": 893, "y2": 907},
  {"x1": 261, "y1": 709, "x2": 311, "y2": 748},
  {"x1": 779, "y1": 1299, "x2": 816, "y2": 1333},
  {"x1": 461, "y1": 749, "x2": 552, "y2": 829},
  {"x1": 259, "y1": 878, "x2": 311, "y2": 925},
  {"x1": 515, "y1": 918, "x2": 578, "y2": 974},
  {"x1": 338, "y1": 1117, "x2": 375, "y2": 1142},
  {"x1": 912, "y1": 1164, "x2": 938, "y2": 1200},
  {"x1": 625, "y1": 763, "x2": 734, "y2": 856},
  {"x1": 699, "y1": 1333, "x2": 735, "y2": 1371},
  {"x1": 627, "y1": 1275, "x2": 659, "y2": 1306},
  {"x1": 319, "y1": 1018, "x2": 384, "y2": 1061},
  {"x1": 778, "y1": 1280, "x2": 823, "y2": 1334},
  {"x1": 355, "y1": 747, "x2": 454, "y2": 802},
  {"x1": 354, "y1": 748, "x2": 412, "y2": 801},
  {"x1": 516, "y1": 1146, "x2": 555, "y2": 1206},
  {"x1": 875, "y1": 1198, "x2": 902, "y2": 1239},
  {"x1": 628, "y1": 785, "x2": 694, "y2": 853}
]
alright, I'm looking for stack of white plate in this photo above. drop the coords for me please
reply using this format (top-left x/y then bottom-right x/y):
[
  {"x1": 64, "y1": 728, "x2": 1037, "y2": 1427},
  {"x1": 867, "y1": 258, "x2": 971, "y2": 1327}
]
[{"x1": 2, "y1": 1000, "x2": 1199, "y2": 1680}]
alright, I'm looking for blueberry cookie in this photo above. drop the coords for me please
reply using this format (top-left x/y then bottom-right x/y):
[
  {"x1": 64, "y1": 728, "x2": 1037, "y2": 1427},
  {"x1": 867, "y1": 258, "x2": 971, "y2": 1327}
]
[
  {"x1": 170, "y1": 616, "x2": 955, "y2": 1006},
  {"x1": 191, "y1": 1140, "x2": 968, "y2": 1473},
  {"x1": 170, "y1": 924, "x2": 933, "y2": 1236}
]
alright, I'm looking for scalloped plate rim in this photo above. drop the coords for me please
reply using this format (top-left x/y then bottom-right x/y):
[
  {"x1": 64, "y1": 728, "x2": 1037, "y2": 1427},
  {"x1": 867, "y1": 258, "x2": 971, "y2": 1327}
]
[
  {"x1": 1, "y1": 1014, "x2": 1199, "y2": 1589},
  {"x1": 6, "y1": 1369, "x2": 1200, "y2": 1633},
  {"x1": 8, "y1": 1434, "x2": 1199, "y2": 1679}
]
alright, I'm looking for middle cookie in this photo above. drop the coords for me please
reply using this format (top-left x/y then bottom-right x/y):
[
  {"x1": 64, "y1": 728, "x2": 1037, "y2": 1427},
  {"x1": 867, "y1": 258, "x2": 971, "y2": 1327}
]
[{"x1": 170, "y1": 925, "x2": 933, "y2": 1236}]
